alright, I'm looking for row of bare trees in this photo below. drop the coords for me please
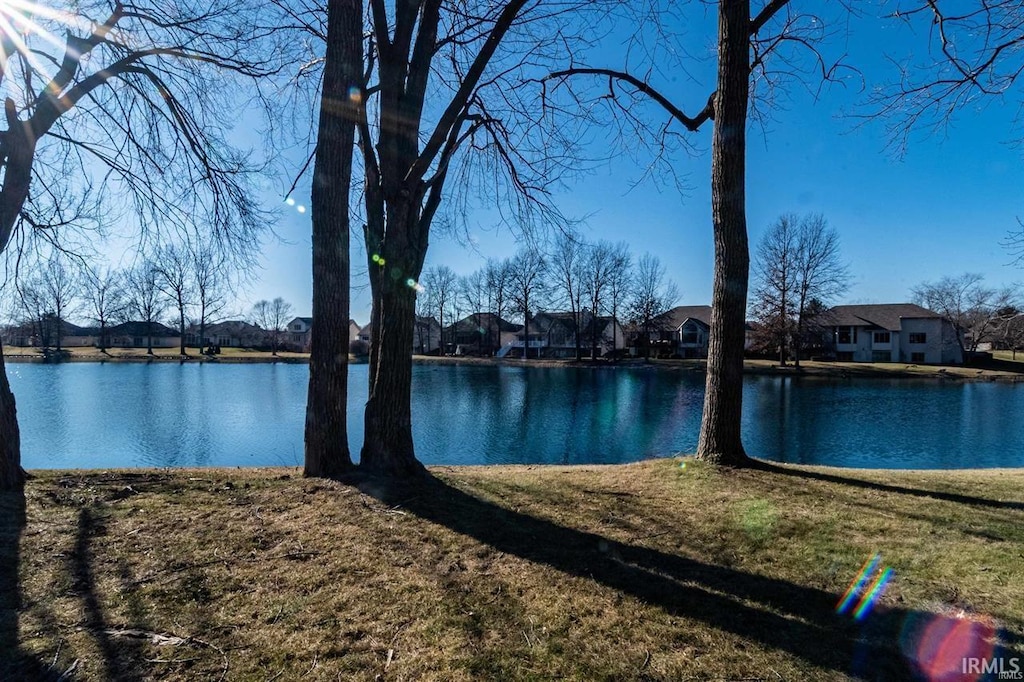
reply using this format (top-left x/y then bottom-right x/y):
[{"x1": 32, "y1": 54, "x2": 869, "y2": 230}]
[
  {"x1": 8, "y1": 242, "x2": 232, "y2": 356},
  {"x1": 416, "y1": 239, "x2": 677, "y2": 360},
  {"x1": 912, "y1": 274, "x2": 1023, "y2": 358}
]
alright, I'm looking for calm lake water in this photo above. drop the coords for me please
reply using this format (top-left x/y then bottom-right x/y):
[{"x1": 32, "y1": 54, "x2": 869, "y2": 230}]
[{"x1": 6, "y1": 362, "x2": 1023, "y2": 470}]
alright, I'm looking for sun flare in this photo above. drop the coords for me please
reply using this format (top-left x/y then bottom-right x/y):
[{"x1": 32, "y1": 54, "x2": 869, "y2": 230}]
[{"x1": 0, "y1": 0, "x2": 93, "y2": 97}]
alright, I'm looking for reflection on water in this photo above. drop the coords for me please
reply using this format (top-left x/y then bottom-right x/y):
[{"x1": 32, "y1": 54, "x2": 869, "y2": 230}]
[{"x1": 6, "y1": 363, "x2": 1023, "y2": 469}]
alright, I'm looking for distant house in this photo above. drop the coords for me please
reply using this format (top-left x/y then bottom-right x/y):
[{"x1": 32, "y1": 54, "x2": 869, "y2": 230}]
[
  {"x1": 286, "y1": 317, "x2": 314, "y2": 352},
  {"x1": 107, "y1": 321, "x2": 181, "y2": 349},
  {"x1": 358, "y1": 316, "x2": 441, "y2": 354},
  {"x1": 501, "y1": 311, "x2": 622, "y2": 359},
  {"x1": 4, "y1": 318, "x2": 97, "y2": 348},
  {"x1": 349, "y1": 319, "x2": 361, "y2": 343},
  {"x1": 626, "y1": 305, "x2": 712, "y2": 358},
  {"x1": 626, "y1": 305, "x2": 758, "y2": 358},
  {"x1": 815, "y1": 303, "x2": 963, "y2": 364},
  {"x1": 662, "y1": 305, "x2": 713, "y2": 358},
  {"x1": 445, "y1": 313, "x2": 519, "y2": 356},
  {"x1": 186, "y1": 320, "x2": 266, "y2": 349}
]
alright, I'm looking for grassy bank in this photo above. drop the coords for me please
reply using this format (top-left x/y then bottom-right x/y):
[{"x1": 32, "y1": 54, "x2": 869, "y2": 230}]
[
  {"x1": 6, "y1": 345, "x2": 1023, "y2": 381},
  {"x1": 419, "y1": 354, "x2": 1024, "y2": 382},
  {"x1": 2, "y1": 459, "x2": 1022, "y2": 680},
  {"x1": 2, "y1": 346, "x2": 312, "y2": 363}
]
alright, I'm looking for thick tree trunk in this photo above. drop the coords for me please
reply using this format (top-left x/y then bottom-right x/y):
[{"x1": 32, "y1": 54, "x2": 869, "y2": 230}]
[
  {"x1": 304, "y1": 0, "x2": 360, "y2": 479},
  {"x1": 0, "y1": 345, "x2": 23, "y2": 491},
  {"x1": 696, "y1": 0, "x2": 751, "y2": 466},
  {"x1": 361, "y1": 272, "x2": 425, "y2": 477},
  {"x1": 0, "y1": 125, "x2": 32, "y2": 491}
]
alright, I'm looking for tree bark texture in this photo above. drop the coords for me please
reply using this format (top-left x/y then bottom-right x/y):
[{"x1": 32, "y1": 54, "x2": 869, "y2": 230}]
[
  {"x1": 304, "y1": 0, "x2": 361, "y2": 478},
  {"x1": 697, "y1": 0, "x2": 752, "y2": 466},
  {"x1": 356, "y1": 0, "x2": 527, "y2": 475},
  {"x1": 361, "y1": 227, "x2": 425, "y2": 477},
  {"x1": 0, "y1": 345, "x2": 23, "y2": 491},
  {"x1": 0, "y1": 121, "x2": 34, "y2": 490}
]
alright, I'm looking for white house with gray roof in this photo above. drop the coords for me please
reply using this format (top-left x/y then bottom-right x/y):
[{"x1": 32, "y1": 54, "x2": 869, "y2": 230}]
[{"x1": 817, "y1": 303, "x2": 963, "y2": 364}]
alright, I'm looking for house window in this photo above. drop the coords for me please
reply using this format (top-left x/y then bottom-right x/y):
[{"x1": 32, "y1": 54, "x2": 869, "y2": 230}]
[
  {"x1": 681, "y1": 323, "x2": 699, "y2": 345},
  {"x1": 873, "y1": 332, "x2": 891, "y2": 344},
  {"x1": 911, "y1": 352, "x2": 926, "y2": 363},
  {"x1": 872, "y1": 350, "x2": 891, "y2": 362},
  {"x1": 837, "y1": 327, "x2": 859, "y2": 344},
  {"x1": 909, "y1": 332, "x2": 927, "y2": 344}
]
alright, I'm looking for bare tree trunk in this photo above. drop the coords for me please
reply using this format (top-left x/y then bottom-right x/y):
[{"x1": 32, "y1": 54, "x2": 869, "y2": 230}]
[
  {"x1": 304, "y1": 0, "x2": 359, "y2": 479},
  {"x1": 697, "y1": 0, "x2": 751, "y2": 467},
  {"x1": 361, "y1": 261, "x2": 425, "y2": 477},
  {"x1": 574, "y1": 310, "x2": 582, "y2": 361},
  {"x1": 523, "y1": 302, "x2": 530, "y2": 360},
  {"x1": 612, "y1": 301, "x2": 618, "y2": 357},
  {"x1": 178, "y1": 308, "x2": 186, "y2": 356},
  {"x1": 0, "y1": 345, "x2": 22, "y2": 491},
  {"x1": 0, "y1": 134, "x2": 29, "y2": 487}
]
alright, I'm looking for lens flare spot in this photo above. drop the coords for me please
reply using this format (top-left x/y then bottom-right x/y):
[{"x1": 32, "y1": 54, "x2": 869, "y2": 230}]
[
  {"x1": 297, "y1": 205, "x2": 306, "y2": 214},
  {"x1": 285, "y1": 197, "x2": 296, "y2": 206},
  {"x1": 900, "y1": 612, "x2": 998, "y2": 681},
  {"x1": 348, "y1": 86, "x2": 362, "y2": 103}
]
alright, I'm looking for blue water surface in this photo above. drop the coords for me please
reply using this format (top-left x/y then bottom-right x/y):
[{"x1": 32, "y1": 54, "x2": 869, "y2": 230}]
[{"x1": 6, "y1": 362, "x2": 1022, "y2": 469}]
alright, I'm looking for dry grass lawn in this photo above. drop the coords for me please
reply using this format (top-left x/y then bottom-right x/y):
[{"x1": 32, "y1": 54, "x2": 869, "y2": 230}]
[{"x1": 2, "y1": 459, "x2": 1023, "y2": 681}]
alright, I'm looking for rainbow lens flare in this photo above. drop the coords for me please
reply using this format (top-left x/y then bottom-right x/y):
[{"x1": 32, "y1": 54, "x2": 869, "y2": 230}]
[{"x1": 837, "y1": 553, "x2": 893, "y2": 620}]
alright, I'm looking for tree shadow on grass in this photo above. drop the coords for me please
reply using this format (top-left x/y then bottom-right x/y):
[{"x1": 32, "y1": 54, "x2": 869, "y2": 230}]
[
  {"x1": 70, "y1": 506, "x2": 148, "y2": 682},
  {"x1": 751, "y1": 461, "x2": 1024, "y2": 511},
  {"x1": 1, "y1": 493, "x2": 153, "y2": 681},
  {"x1": 356, "y1": 473, "x2": 1023, "y2": 680},
  {"x1": 0, "y1": 491, "x2": 59, "y2": 680}
]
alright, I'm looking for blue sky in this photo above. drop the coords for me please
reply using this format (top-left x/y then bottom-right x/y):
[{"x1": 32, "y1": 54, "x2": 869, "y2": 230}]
[{"x1": 245, "y1": 4, "x2": 1024, "y2": 325}]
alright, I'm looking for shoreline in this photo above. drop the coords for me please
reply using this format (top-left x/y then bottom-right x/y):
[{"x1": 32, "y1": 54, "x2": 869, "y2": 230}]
[
  {"x1": 412, "y1": 353, "x2": 1024, "y2": 382},
  {"x1": 4, "y1": 347, "x2": 1023, "y2": 381}
]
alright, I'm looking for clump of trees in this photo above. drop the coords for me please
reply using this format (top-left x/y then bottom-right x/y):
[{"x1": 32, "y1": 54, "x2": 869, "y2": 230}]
[
  {"x1": 749, "y1": 214, "x2": 849, "y2": 366},
  {"x1": 911, "y1": 273, "x2": 1020, "y2": 358},
  {"x1": 250, "y1": 298, "x2": 295, "y2": 356}
]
